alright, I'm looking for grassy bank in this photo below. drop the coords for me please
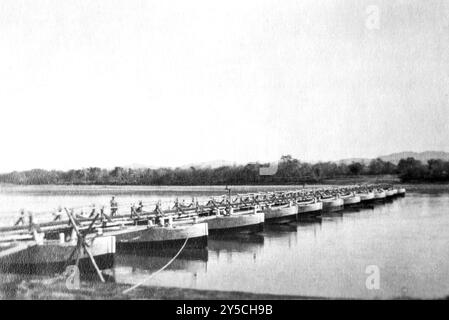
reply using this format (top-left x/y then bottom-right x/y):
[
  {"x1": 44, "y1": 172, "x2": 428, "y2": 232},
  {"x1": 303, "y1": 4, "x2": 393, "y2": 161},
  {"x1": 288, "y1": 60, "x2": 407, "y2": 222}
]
[
  {"x1": 0, "y1": 278, "x2": 322, "y2": 300},
  {"x1": 1, "y1": 276, "x2": 436, "y2": 300}
]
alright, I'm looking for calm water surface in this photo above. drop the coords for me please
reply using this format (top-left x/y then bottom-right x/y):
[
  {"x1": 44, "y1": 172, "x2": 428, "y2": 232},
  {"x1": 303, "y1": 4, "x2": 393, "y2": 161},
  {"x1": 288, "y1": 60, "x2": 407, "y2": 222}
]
[{"x1": 1, "y1": 185, "x2": 448, "y2": 299}]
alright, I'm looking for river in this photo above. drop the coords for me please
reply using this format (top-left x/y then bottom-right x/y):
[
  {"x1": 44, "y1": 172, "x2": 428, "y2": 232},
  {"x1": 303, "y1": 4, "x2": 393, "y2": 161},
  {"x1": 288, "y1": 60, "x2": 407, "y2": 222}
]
[{"x1": 1, "y1": 185, "x2": 448, "y2": 299}]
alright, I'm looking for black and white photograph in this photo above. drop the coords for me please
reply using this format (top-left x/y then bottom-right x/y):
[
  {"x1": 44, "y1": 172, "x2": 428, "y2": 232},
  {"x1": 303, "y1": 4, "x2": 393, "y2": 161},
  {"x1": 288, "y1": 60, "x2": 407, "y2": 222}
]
[{"x1": 0, "y1": 0, "x2": 448, "y2": 304}]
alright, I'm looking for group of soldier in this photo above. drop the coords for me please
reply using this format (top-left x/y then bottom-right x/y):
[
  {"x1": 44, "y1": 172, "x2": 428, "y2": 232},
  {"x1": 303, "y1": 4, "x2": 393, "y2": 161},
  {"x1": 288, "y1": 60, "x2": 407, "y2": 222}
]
[{"x1": 14, "y1": 196, "x2": 170, "y2": 227}]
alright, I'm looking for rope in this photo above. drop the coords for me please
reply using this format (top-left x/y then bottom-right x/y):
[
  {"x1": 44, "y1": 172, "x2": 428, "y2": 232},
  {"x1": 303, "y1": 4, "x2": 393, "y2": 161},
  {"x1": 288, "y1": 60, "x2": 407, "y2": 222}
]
[{"x1": 121, "y1": 236, "x2": 189, "y2": 295}]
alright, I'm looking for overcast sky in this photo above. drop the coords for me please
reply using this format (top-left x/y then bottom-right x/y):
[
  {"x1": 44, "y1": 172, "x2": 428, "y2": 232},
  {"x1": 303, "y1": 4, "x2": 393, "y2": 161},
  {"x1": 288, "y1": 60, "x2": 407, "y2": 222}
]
[{"x1": 1, "y1": 0, "x2": 448, "y2": 172}]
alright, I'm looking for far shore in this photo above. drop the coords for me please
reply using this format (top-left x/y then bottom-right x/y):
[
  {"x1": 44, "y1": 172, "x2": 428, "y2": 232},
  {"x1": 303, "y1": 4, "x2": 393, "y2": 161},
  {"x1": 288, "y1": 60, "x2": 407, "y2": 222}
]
[
  {"x1": 1, "y1": 175, "x2": 449, "y2": 194},
  {"x1": 1, "y1": 180, "x2": 449, "y2": 193}
]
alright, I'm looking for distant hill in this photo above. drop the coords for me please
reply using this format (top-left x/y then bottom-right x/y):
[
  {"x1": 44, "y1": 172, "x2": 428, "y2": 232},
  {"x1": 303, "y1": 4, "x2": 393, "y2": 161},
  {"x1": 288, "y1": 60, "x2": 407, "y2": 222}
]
[
  {"x1": 124, "y1": 151, "x2": 449, "y2": 170},
  {"x1": 123, "y1": 163, "x2": 160, "y2": 170},
  {"x1": 179, "y1": 160, "x2": 237, "y2": 169},
  {"x1": 123, "y1": 160, "x2": 237, "y2": 170},
  {"x1": 339, "y1": 151, "x2": 449, "y2": 165},
  {"x1": 337, "y1": 158, "x2": 372, "y2": 165},
  {"x1": 378, "y1": 151, "x2": 449, "y2": 164}
]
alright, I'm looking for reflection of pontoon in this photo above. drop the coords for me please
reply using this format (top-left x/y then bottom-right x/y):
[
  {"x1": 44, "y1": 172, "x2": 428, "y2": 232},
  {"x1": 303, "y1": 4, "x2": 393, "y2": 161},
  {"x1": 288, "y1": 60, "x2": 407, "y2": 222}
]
[
  {"x1": 110, "y1": 252, "x2": 207, "y2": 288},
  {"x1": 264, "y1": 223, "x2": 298, "y2": 234},
  {"x1": 207, "y1": 233, "x2": 265, "y2": 254},
  {"x1": 113, "y1": 252, "x2": 208, "y2": 273},
  {"x1": 298, "y1": 214, "x2": 322, "y2": 225},
  {"x1": 260, "y1": 223, "x2": 301, "y2": 246}
]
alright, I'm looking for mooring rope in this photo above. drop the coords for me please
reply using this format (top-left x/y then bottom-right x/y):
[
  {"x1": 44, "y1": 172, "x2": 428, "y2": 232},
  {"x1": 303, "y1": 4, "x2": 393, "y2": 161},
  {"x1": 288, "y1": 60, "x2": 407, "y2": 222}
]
[{"x1": 121, "y1": 236, "x2": 190, "y2": 295}]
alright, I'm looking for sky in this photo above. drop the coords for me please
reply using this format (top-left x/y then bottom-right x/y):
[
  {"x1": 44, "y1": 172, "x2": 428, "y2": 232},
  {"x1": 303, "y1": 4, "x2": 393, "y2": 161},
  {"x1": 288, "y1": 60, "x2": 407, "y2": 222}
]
[{"x1": 1, "y1": 0, "x2": 448, "y2": 172}]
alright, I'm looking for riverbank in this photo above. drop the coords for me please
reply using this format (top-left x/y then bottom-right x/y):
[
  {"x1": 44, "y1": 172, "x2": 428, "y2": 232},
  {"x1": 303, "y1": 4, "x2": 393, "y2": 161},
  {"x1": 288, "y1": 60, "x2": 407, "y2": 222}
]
[
  {"x1": 1, "y1": 276, "x2": 433, "y2": 300},
  {"x1": 2, "y1": 179, "x2": 449, "y2": 194},
  {"x1": 0, "y1": 277, "x2": 322, "y2": 300}
]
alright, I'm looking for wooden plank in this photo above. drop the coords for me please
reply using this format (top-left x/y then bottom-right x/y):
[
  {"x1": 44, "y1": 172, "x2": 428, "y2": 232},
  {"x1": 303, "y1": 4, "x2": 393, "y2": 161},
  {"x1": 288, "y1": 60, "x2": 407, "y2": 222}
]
[{"x1": 64, "y1": 208, "x2": 105, "y2": 282}]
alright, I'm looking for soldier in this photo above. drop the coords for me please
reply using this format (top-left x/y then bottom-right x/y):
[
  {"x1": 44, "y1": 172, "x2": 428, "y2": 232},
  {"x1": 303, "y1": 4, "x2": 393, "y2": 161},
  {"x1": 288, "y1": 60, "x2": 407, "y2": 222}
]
[
  {"x1": 27, "y1": 211, "x2": 36, "y2": 231},
  {"x1": 154, "y1": 202, "x2": 163, "y2": 226},
  {"x1": 76, "y1": 209, "x2": 86, "y2": 220},
  {"x1": 130, "y1": 203, "x2": 137, "y2": 218},
  {"x1": 53, "y1": 206, "x2": 63, "y2": 221},
  {"x1": 110, "y1": 196, "x2": 118, "y2": 216},
  {"x1": 136, "y1": 201, "x2": 144, "y2": 214},
  {"x1": 88, "y1": 204, "x2": 97, "y2": 218},
  {"x1": 14, "y1": 209, "x2": 26, "y2": 226}
]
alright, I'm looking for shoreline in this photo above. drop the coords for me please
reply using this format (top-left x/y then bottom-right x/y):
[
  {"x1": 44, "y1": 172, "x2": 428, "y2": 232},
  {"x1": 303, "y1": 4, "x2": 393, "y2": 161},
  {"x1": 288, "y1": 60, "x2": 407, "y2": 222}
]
[
  {"x1": 2, "y1": 179, "x2": 449, "y2": 193},
  {"x1": 1, "y1": 277, "x2": 432, "y2": 300},
  {"x1": 0, "y1": 278, "x2": 325, "y2": 300}
]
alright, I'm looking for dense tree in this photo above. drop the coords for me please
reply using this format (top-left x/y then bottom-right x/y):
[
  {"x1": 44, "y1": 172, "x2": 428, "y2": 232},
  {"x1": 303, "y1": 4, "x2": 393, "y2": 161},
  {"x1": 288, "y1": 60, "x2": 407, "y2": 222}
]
[
  {"x1": 348, "y1": 162, "x2": 364, "y2": 176},
  {"x1": 427, "y1": 159, "x2": 449, "y2": 181},
  {"x1": 397, "y1": 158, "x2": 428, "y2": 181},
  {"x1": 0, "y1": 156, "x2": 446, "y2": 185},
  {"x1": 368, "y1": 158, "x2": 397, "y2": 175}
]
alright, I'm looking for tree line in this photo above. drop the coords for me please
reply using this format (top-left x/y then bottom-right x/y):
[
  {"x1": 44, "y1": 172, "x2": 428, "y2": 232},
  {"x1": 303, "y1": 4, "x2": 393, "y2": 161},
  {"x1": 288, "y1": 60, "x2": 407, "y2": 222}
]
[
  {"x1": 396, "y1": 157, "x2": 449, "y2": 182},
  {"x1": 0, "y1": 156, "x2": 447, "y2": 185}
]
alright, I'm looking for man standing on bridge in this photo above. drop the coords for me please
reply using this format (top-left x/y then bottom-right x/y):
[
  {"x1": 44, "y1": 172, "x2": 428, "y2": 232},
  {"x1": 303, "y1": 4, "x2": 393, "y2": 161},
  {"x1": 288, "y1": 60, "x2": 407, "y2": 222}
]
[
  {"x1": 14, "y1": 209, "x2": 26, "y2": 226},
  {"x1": 110, "y1": 196, "x2": 118, "y2": 216}
]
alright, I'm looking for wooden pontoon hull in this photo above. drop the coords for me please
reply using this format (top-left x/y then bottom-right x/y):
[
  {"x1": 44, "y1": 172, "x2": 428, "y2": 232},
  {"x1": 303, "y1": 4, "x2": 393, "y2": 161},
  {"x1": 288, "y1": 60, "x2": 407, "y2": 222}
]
[
  {"x1": 342, "y1": 196, "x2": 361, "y2": 207},
  {"x1": 0, "y1": 235, "x2": 115, "y2": 274},
  {"x1": 385, "y1": 190, "x2": 396, "y2": 198},
  {"x1": 321, "y1": 198, "x2": 344, "y2": 212},
  {"x1": 203, "y1": 212, "x2": 264, "y2": 234},
  {"x1": 374, "y1": 191, "x2": 387, "y2": 202},
  {"x1": 111, "y1": 222, "x2": 208, "y2": 251},
  {"x1": 297, "y1": 202, "x2": 323, "y2": 215},
  {"x1": 263, "y1": 205, "x2": 297, "y2": 223},
  {"x1": 0, "y1": 253, "x2": 114, "y2": 275},
  {"x1": 358, "y1": 193, "x2": 375, "y2": 203}
]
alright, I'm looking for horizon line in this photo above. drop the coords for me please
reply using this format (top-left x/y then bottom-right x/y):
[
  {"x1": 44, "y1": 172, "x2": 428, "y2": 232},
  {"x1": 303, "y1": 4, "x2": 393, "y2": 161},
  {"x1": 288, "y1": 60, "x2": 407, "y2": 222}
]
[{"x1": 1, "y1": 149, "x2": 448, "y2": 174}]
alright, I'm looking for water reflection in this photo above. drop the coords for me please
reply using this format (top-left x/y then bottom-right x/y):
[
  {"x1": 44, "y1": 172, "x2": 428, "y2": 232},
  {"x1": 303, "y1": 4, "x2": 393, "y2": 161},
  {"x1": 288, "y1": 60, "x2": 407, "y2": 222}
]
[
  {"x1": 114, "y1": 252, "x2": 208, "y2": 273},
  {"x1": 110, "y1": 251, "x2": 209, "y2": 288},
  {"x1": 342, "y1": 207, "x2": 361, "y2": 214},
  {"x1": 298, "y1": 214, "x2": 322, "y2": 225},
  {"x1": 208, "y1": 234, "x2": 265, "y2": 254}
]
